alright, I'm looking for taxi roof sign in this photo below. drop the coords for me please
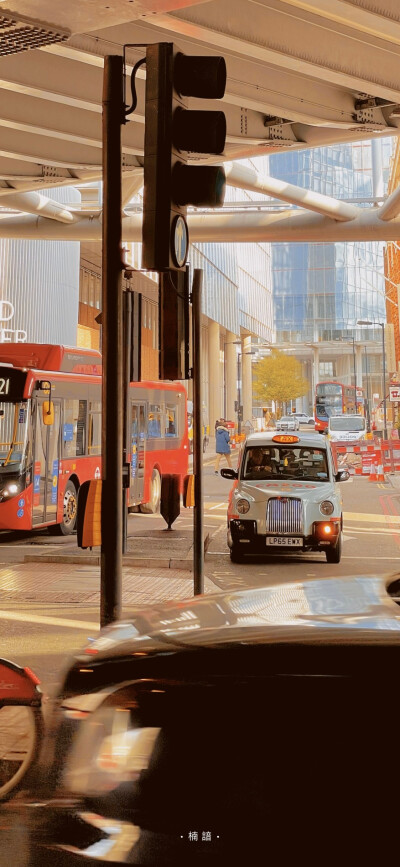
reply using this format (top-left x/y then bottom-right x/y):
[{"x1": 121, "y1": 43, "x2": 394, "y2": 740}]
[{"x1": 272, "y1": 435, "x2": 300, "y2": 443}]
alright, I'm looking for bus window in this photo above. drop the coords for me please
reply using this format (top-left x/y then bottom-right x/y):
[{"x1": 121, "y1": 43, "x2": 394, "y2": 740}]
[
  {"x1": 88, "y1": 401, "x2": 101, "y2": 455},
  {"x1": 165, "y1": 404, "x2": 177, "y2": 436},
  {"x1": 63, "y1": 399, "x2": 87, "y2": 457},
  {"x1": 147, "y1": 405, "x2": 161, "y2": 438}
]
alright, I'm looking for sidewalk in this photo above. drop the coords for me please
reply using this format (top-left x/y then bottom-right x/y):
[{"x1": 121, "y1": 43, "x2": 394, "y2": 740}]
[{"x1": 0, "y1": 560, "x2": 218, "y2": 606}]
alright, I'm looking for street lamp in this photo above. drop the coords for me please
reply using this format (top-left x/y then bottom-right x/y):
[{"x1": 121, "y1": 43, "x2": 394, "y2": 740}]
[{"x1": 357, "y1": 320, "x2": 387, "y2": 439}]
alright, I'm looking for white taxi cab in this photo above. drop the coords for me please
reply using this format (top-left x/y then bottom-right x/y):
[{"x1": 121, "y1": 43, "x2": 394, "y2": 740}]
[{"x1": 220, "y1": 432, "x2": 349, "y2": 564}]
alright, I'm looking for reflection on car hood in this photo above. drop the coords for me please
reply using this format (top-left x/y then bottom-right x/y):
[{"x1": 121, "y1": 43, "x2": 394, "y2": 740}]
[
  {"x1": 239, "y1": 480, "x2": 333, "y2": 501},
  {"x1": 76, "y1": 576, "x2": 400, "y2": 661}
]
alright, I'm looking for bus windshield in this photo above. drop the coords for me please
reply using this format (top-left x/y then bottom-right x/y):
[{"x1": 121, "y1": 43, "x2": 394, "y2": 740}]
[{"x1": 0, "y1": 402, "x2": 29, "y2": 470}]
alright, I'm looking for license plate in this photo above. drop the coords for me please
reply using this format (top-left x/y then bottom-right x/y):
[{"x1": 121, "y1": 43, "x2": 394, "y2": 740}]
[{"x1": 266, "y1": 537, "x2": 302, "y2": 547}]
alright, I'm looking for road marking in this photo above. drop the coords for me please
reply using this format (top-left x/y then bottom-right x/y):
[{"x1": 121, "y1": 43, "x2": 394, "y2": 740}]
[
  {"x1": 208, "y1": 502, "x2": 226, "y2": 511},
  {"x1": 341, "y1": 556, "x2": 400, "y2": 560},
  {"x1": 0, "y1": 610, "x2": 99, "y2": 630},
  {"x1": 344, "y1": 511, "x2": 400, "y2": 525},
  {"x1": 345, "y1": 526, "x2": 399, "y2": 535}
]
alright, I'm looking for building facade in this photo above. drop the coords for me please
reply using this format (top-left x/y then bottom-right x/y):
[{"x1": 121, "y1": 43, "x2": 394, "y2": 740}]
[{"x1": 269, "y1": 138, "x2": 394, "y2": 417}]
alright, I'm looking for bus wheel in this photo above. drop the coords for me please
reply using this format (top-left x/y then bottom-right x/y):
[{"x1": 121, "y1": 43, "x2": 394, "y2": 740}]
[
  {"x1": 140, "y1": 469, "x2": 161, "y2": 514},
  {"x1": 49, "y1": 480, "x2": 78, "y2": 535}
]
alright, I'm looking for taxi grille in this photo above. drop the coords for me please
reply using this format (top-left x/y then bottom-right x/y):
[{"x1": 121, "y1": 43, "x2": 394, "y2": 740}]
[{"x1": 266, "y1": 498, "x2": 303, "y2": 534}]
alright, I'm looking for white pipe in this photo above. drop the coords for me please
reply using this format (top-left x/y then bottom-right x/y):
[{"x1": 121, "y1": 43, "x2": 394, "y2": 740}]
[
  {"x1": 1, "y1": 207, "x2": 400, "y2": 242},
  {"x1": 378, "y1": 184, "x2": 400, "y2": 221},
  {"x1": 0, "y1": 191, "x2": 77, "y2": 223},
  {"x1": 224, "y1": 162, "x2": 359, "y2": 222}
]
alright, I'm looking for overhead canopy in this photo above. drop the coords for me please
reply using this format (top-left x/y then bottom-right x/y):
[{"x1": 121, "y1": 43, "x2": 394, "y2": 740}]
[{"x1": 1, "y1": 0, "x2": 400, "y2": 240}]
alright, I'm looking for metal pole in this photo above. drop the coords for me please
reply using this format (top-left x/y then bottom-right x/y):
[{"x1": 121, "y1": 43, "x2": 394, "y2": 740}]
[
  {"x1": 192, "y1": 268, "x2": 204, "y2": 596},
  {"x1": 352, "y1": 336, "x2": 357, "y2": 410},
  {"x1": 237, "y1": 352, "x2": 241, "y2": 435},
  {"x1": 364, "y1": 345, "x2": 371, "y2": 432},
  {"x1": 382, "y1": 323, "x2": 388, "y2": 439},
  {"x1": 100, "y1": 56, "x2": 124, "y2": 627},
  {"x1": 122, "y1": 289, "x2": 132, "y2": 555}
]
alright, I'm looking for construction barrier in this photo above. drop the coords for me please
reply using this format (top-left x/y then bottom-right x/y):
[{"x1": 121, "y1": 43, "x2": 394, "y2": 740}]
[{"x1": 331, "y1": 437, "x2": 400, "y2": 476}]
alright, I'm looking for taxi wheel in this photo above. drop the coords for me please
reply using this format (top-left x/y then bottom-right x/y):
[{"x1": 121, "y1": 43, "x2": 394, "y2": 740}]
[
  {"x1": 230, "y1": 545, "x2": 245, "y2": 564},
  {"x1": 325, "y1": 533, "x2": 342, "y2": 564}
]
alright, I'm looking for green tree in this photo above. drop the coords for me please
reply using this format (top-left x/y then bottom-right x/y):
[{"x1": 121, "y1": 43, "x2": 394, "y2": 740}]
[{"x1": 253, "y1": 350, "x2": 309, "y2": 413}]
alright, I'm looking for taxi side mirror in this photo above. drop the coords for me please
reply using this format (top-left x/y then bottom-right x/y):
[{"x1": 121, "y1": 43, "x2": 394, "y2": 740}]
[
  {"x1": 335, "y1": 469, "x2": 350, "y2": 482},
  {"x1": 220, "y1": 468, "x2": 238, "y2": 480},
  {"x1": 42, "y1": 401, "x2": 54, "y2": 426}
]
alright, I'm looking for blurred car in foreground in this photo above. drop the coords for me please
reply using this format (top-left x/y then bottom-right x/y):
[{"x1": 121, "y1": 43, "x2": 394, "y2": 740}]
[
  {"x1": 220, "y1": 431, "x2": 349, "y2": 563},
  {"x1": 275, "y1": 415, "x2": 300, "y2": 431},
  {"x1": 27, "y1": 575, "x2": 400, "y2": 865}
]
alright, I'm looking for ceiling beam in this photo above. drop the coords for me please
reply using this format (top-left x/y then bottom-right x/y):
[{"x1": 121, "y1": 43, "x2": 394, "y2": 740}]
[
  {"x1": 1, "y1": 205, "x2": 400, "y2": 242},
  {"x1": 225, "y1": 162, "x2": 360, "y2": 221}
]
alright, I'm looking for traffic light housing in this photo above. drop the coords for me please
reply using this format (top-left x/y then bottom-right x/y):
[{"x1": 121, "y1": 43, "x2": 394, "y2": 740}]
[{"x1": 142, "y1": 42, "x2": 227, "y2": 272}]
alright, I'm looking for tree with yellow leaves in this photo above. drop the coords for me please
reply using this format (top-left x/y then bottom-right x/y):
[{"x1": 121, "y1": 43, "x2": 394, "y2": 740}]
[{"x1": 253, "y1": 350, "x2": 309, "y2": 414}]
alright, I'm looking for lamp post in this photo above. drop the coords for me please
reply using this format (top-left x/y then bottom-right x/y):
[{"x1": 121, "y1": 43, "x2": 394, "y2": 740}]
[
  {"x1": 351, "y1": 335, "x2": 357, "y2": 411},
  {"x1": 357, "y1": 320, "x2": 387, "y2": 439},
  {"x1": 364, "y1": 344, "x2": 371, "y2": 432}
]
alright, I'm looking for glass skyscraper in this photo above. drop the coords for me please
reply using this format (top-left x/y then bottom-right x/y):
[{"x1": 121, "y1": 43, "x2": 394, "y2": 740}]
[{"x1": 269, "y1": 139, "x2": 393, "y2": 344}]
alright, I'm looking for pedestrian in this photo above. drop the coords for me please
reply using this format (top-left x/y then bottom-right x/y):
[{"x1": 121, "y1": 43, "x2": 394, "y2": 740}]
[{"x1": 215, "y1": 419, "x2": 232, "y2": 473}]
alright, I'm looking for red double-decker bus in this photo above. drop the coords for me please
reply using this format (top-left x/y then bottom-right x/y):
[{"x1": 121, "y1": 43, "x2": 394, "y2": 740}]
[
  {"x1": 0, "y1": 344, "x2": 189, "y2": 534},
  {"x1": 314, "y1": 381, "x2": 364, "y2": 432}
]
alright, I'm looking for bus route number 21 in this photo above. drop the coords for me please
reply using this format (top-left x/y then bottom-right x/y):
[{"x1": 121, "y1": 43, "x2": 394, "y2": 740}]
[{"x1": 0, "y1": 378, "x2": 10, "y2": 395}]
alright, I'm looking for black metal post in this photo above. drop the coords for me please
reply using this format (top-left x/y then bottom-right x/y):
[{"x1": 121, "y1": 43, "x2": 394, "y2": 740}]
[
  {"x1": 122, "y1": 289, "x2": 132, "y2": 555},
  {"x1": 101, "y1": 56, "x2": 124, "y2": 627},
  {"x1": 192, "y1": 269, "x2": 204, "y2": 595},
  {"x1": 382, "y1": 323, "x2": 388, "y2": 439}
]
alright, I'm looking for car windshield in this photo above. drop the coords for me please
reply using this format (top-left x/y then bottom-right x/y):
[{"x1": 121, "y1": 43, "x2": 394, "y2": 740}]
[
  {"x1": 330, "y1": 417, "x2": 365, "y2": 431},
  {"x1": 242, "y1": 445, "x2": 329, "y2": 481},
  {"x1": 279, "y1": 417, "x2": 293, "y2": 423}
]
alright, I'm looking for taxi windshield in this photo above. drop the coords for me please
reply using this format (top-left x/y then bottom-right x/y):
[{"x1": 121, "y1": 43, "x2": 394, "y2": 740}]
[
  {"x1": 0, "y1": 401, "x2": 29, "y2": 471},
  {"x1": 242, "y1": 445, "x2": 329, "y2": 481}
]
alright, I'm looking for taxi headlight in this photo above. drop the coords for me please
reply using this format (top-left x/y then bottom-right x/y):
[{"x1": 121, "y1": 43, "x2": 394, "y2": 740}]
[
  {"x1": 236, "y1": 498, "x2": 250, "y2": 514},
  {"x1": 320, "y1": 500, "x2": 334, "y2": 516}
]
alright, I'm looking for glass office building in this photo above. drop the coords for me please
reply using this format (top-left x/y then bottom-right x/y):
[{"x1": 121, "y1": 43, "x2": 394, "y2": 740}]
[{"x1": 269, "y1": 139, "x2": 393, "y2": 344}]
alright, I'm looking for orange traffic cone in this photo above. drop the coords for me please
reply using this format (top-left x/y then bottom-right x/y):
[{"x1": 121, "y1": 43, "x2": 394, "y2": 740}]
[
  {"x1": 377, "y1": 463, "x2": 385, "y2": 482},
  {"x1": 368, "y1": 462, "x2": 378, "y2": 482}
]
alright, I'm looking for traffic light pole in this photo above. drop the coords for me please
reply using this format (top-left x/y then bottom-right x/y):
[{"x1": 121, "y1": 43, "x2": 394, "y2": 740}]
[
  {"x1": 192, "y1": 268, "x2": 204, "y2": 595},
  {"x1": 101, "y1": 56, "x2": 124, "y2": 627}
]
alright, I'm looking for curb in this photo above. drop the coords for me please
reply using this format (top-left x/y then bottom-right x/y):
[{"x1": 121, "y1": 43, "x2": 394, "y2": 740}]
[{"x1": 23, "y1": 533, "x2": 210, "y2": 572}]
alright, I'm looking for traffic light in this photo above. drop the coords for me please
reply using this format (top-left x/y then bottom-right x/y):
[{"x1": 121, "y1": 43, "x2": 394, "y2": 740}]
[{"x1": 142, "y1": 42, "x2": 227, "y2": 272}]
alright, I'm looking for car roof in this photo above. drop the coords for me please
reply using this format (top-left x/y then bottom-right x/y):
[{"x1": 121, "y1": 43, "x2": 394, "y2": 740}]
[
  {"x1": 72, "y1": 576, "x2": 400, "y2": 669},
  {"x1": 243, "y1": 432, "x2": 326, "y2": 448}
]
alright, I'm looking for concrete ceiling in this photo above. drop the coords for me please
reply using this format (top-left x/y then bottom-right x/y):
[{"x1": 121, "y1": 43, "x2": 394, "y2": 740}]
[{"x1": 0, "y1": 0, "x2": 400, "y2": 195}]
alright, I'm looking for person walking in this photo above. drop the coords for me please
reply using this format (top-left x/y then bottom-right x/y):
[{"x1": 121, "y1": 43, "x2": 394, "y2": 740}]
[{"x1": 215, "y1": 419, "x2": 232, "y2": 473}]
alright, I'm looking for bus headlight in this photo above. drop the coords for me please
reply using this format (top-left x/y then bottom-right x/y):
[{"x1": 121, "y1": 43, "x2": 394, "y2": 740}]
[
  {"x1": 320, "y1": 500, "x2": 334, "y2": 516},
  {"x1": 0, "y1": 481, "x2": 21, "y2": 501},
  {"x1": 236, "y1": 498, "x2": 250, "y2": 514}
]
